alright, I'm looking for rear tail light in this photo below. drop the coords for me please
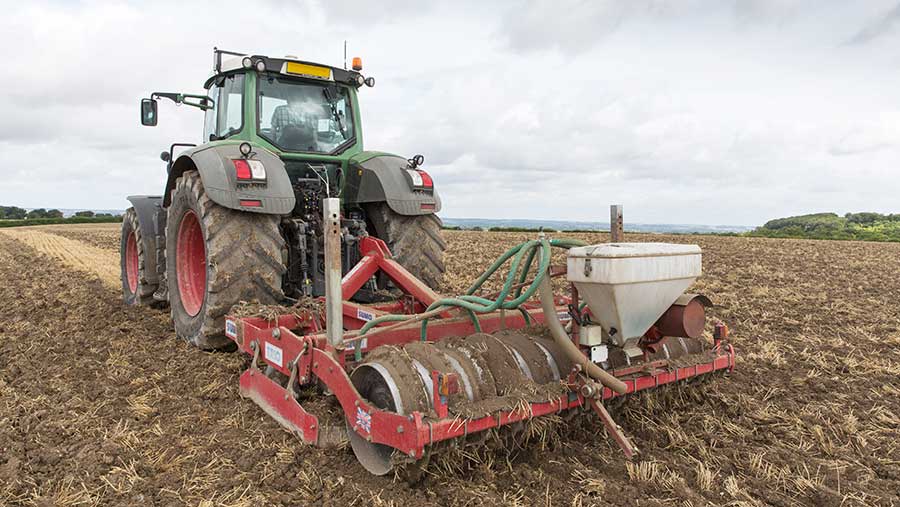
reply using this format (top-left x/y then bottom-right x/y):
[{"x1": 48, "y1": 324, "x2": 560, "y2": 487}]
[
  {"x1": 239, "y1": 199, "x2": 262, "y2": 208},
  {"x1": 234, "y1": 159, "x2": 252, "y2": 180},
  {"x1": 233, "y1": 159, "x2": 266, "y2": 181},
  {"x1": 406, "y1": 169, "x2": 434, "y2": 189},
  {"x1": 417, "y1": 170, "x2": 433, "y2": 188}
]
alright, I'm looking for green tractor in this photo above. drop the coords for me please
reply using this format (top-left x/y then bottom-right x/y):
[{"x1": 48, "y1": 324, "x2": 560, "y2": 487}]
[{"x1": 122, "y1": 48, "x2": 445, "y2": 349}]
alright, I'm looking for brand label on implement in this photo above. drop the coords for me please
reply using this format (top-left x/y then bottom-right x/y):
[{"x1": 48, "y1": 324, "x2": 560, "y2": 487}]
[
  {"x1": 264, "y1": 342, "x2": 283, "y2": 368},
  {"x1": 225, "y1": 319, "x2": 237, "y2": 339},
  {"x1": 357, "y1": 309, "x2": 375, "y2": 322},
  {"x1": 557, "y1": 312, "x2": 572, "y2": 322}
]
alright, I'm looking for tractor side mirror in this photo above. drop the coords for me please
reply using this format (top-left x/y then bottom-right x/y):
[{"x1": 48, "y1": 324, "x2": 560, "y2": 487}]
[
  {"x1": 140, "y1": 98, "x2": 158, "y2": 126},
  {"x1": 160, "y1": 151, "x2": 170, "y2": 162}
]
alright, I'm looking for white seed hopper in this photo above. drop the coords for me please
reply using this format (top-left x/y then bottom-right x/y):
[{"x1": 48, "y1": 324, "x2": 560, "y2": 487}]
[{"x1": 567, "y1": 243, "x2": 702, "y2": 346}]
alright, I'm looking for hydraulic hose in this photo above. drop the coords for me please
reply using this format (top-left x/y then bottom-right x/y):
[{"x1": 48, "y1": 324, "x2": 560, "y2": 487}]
[
  {"x1": 538, "y1": 271, "x2": 628, "y2": 395},
  {"x1": 350, "y1": 236, "x2": 611, "y2": 376}
]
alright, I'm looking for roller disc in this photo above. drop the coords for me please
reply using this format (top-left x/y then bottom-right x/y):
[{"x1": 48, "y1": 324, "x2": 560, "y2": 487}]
[{"x1": 348, "y1": 364, "x2": 403, "y2": 476}]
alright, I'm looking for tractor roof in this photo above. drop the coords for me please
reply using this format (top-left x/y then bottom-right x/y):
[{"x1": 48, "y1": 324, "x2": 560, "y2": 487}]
[{"x1": 206, "y1": 49, "x2": 366, "y2": 89}]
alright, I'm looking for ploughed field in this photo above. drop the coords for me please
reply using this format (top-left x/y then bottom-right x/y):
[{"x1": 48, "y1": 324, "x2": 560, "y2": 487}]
[{"x1": 0, "y1": 223, "x2": 898, "y2": 507}]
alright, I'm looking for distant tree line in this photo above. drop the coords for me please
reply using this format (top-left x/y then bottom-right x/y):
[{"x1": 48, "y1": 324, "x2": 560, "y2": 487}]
[
  {"x1": 72, "y1": 210, "x2": 116, "y2": 218},
  {"x1": 750, "y1": 212, "x2": 900, "y2": 242},
  {"x1": 0, "y1": 205, "x2": 122, "y2": 228},
  {"x1": 1, "y1": 206, "x2": 120, "y2": 220},
  {"x1": 1, "y1": 206, "x2": 64, "y2": 219}
]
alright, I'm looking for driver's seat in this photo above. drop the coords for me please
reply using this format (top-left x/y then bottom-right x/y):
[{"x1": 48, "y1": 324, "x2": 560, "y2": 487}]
[
  {"x1": 271, "y1": 105, "x2": 315, "y2": 150},
  {"x1": 279, "y1": 125, "x2": 316, "y2": 151}
]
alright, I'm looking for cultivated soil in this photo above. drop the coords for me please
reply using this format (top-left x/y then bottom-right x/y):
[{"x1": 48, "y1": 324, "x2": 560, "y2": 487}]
[{"x1": 0, "y1": 224, "x2": 898, "y2": 506}]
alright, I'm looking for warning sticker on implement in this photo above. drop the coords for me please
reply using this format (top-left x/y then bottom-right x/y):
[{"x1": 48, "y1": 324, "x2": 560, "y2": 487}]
[
  {"x1": 225, "y1": 319, "x2": 237, "y2": 339},
  {"x1": 357, "y1": 308, "x2": 375, "y2": 322},
  {"x1": 264, "y1": 342, "x2": 283, "y2": 368}
]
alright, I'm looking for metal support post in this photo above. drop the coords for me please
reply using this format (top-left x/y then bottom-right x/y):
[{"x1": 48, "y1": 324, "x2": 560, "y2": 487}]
[
  {"x1": 323, "y1": 198, "x2": 343, "y2": 347},
  {"x1": 610, "y1": 205, "x2": 623, "y2": 242}
]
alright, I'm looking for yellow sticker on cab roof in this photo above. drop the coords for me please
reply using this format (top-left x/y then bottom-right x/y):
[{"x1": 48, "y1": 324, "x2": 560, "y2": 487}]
[{"x1": 284, "y1": 62, "x2": 332, "y2": 80}]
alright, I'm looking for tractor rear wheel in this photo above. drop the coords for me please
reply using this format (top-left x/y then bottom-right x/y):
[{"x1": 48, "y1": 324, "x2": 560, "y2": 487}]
[
  {"x1": 365, "y1": 203, "x2": 446, "y2": 290},
  {"x1": 166, "y1": 170, "x2": 285, "y2": 350},
  {"x1": 120, "y1": 207, "x2": 157, "y2": 305}
]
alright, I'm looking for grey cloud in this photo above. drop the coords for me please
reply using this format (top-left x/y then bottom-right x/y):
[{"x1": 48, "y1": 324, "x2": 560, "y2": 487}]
[
  {"x1": 846, "y1": 2, "x2": 900, "y2": 45},
  {"x1": 312, "y1": 0, "x2": 437, "y2": 25},
  {"x1": 500, "y1": 0, "x2": 635, "y2": 53}
]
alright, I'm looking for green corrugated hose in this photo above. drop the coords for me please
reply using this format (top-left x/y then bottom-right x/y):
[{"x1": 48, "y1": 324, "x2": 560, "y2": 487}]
[{"x1": 351, "y1": 236, "x2": 586, "y2": 361}]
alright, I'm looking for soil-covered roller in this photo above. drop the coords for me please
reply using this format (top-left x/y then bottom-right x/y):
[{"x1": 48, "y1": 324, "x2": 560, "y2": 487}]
[{"x1": 348, "y1": 331, "x2": 573, "y2": 475}]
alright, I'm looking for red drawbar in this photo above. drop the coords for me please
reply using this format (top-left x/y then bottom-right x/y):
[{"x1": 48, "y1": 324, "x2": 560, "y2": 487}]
[{"x1": 176, "y1": 210, "x2": 206, "y2": 316}]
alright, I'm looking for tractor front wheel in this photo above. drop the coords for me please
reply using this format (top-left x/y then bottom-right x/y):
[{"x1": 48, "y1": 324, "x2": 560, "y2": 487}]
[{"x1": 166, "y1": 171, "x2": 285, "y2": 350}]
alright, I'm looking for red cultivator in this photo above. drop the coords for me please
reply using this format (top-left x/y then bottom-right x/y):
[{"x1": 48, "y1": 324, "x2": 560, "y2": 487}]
[{"x1": 225, "y1": 201, "x2": 734, "y2": 475}]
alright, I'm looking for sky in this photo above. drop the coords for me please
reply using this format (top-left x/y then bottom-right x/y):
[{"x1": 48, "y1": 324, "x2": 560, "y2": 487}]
[{"x1": 2, "y1": 0, "x2": 899, "y2": 226}]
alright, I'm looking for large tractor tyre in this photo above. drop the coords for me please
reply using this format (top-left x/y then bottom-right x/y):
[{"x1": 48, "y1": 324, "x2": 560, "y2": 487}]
[
  {"x1": 166, "y1": 171, "x2": 285, "y2": 350},
  {"x1": 120, "y1": 207, "x2": 158, "y2": 305},
  {"x1": 365, "y1": 203, "x2": 446, "y2": 290}
]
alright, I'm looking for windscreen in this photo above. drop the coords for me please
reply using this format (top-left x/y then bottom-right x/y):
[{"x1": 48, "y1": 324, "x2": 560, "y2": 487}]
[{"x1": 257, "y1": 75, "x2": 354, "y2": 154}]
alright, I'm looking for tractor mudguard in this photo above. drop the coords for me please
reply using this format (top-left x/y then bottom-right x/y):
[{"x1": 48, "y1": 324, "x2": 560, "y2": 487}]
[
  {"x1": 163, "y1": 143, "x2": 295, "y2": 215},
  {"x1": 125, "y1": 195, "x2": 164, "y2": 284},
  {"x1": 344, "y1": 153, "x2": 441, "y2": 216}
]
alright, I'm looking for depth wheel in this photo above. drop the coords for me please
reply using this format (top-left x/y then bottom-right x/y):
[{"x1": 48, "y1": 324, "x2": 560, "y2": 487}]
[{"x1": 165, "y1": 170, "x2": 285, "y2": 350}]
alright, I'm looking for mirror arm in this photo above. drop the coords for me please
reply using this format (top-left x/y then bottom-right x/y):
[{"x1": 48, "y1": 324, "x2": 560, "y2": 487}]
[{"x1": 150, "y1": 92, "x2": 214, "y2": 111}]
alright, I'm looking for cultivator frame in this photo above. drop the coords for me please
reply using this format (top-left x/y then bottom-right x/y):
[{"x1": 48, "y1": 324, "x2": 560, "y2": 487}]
[{"x1": 225, "y1": 232, "x2": 735, "y2": 464}]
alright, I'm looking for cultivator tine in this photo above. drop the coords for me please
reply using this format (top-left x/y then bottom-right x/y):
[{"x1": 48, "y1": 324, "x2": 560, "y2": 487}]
[{"x1": 587, "y1": 397, "x2": 637, "y2": 458}]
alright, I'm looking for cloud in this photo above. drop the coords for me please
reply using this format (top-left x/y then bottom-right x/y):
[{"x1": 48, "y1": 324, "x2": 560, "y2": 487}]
[
  {"x1": 0, "y1": 0, "x2": 898, "y2": 226},
  {"x1": 847, "y1": 2, "x2": 900, "y2": 45}
]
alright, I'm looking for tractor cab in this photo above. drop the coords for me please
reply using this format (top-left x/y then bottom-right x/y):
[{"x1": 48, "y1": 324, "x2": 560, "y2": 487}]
[
  {"x1": 128, "y1": 48, "x2": 445, "y2": 348},
  {"x1": 199, "y1": 51, "x2": 372, "y2": 158},
  {"x1": 142, "y1": 50, "x2": 373, "y2": 167}
]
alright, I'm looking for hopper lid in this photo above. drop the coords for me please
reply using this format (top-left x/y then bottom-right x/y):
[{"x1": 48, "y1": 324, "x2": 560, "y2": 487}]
[{"x1": 568, "y1": 242, "x2": 701, "y2": 259}]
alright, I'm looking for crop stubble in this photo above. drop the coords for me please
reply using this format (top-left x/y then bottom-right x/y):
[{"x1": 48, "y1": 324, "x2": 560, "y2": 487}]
[{"x1": 0, "y1": 224, "x2": 898, "y2": 506}]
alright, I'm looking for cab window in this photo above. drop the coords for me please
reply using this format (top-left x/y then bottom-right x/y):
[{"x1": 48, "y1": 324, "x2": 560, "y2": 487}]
[
  {"x1": 202, "y1": 74, "x2": 244, "y2": 142},
  {"x1": 257, "y1": 75, "x2": 354, "y2": 154}
]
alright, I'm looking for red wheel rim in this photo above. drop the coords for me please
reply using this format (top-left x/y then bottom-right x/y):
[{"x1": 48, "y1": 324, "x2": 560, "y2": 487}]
[
  {"x1": 125, "y1": 231, "x2": 139, "y2": 294},
  {"x1": 176, "y1": 210, "x2": 206, "y2": 317}
]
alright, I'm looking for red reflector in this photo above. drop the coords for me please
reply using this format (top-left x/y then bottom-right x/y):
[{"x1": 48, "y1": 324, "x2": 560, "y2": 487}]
[
  {"x1": 420, "y1": 203, "x2": 436, "y2": 210},
  {"x1": 233, "y1": 159, "x2": 252, "y2": 180},
  {"x1": 439, "y1": 372, "x2": 460, "y2": 396},
  {"x1": 417, "y1": 170, "x2": 433, "y2": 187},
  {"x1": 239, "y1": 199, "x2": 262, "y2": 207}
]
